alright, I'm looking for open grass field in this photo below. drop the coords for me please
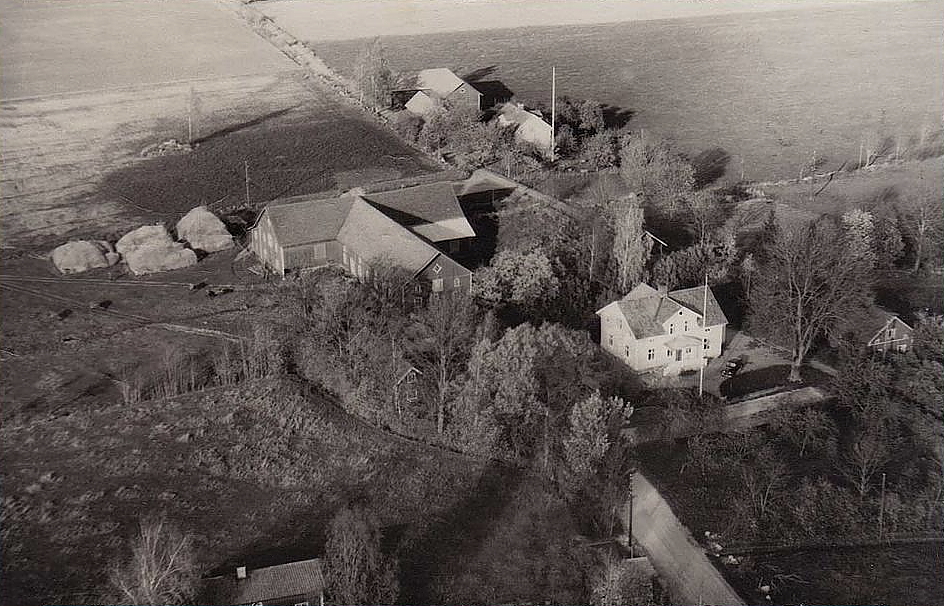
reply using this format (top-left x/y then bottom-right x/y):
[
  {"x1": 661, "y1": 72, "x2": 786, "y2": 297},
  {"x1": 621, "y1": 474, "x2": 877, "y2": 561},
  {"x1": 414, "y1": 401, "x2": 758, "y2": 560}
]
[
  {"x1": 0, "y1": 71, "x2": 439, "y2": 248},
  {"x1": 0, "y1": 0, "x2": 290, "y2": 99},
  {"x1": 300, "y1": 0, "x2": 943, "y2": 181},
  {"x1": 0, "y1": 377, "x2": 484, "y2": 606}
]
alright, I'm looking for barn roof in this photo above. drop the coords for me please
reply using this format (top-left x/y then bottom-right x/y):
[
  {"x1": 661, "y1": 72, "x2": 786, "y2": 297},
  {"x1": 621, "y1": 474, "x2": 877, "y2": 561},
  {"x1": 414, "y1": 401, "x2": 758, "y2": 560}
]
[
  {"x1": 338, "y1": 198, "x2": 441, "y2": 275},
  {"x1": 365, "y1": 182, "x2": 475, "y2": 242},
  {"x1": 417, "y1": 68, "x2": 467, "y2": 99},
  {"x1": 263, "y1": 194, "x2": 353, "y2": 247},
  {"x1": 204, "y1": 558, "x2": 324, "y2": 605}
]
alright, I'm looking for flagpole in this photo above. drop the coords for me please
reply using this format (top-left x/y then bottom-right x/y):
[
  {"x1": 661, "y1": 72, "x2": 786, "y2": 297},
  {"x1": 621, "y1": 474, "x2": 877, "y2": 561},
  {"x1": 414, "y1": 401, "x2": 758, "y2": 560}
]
[
  {"x1": 698, "y1": 273, "x2": 708, "y2": 397},
  {"x1": 550, "y1": 66, "x2": 556, "y2": 161}
]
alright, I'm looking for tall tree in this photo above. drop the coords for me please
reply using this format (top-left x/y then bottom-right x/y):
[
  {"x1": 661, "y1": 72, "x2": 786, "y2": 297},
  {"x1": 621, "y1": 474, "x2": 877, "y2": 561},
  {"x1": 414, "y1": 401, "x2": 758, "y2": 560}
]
[
  {"x1": 324, "y1": 505, "x2": 398, "y2": 606},
  {"x1": 900, "y1": 184, "x2": 944, "y2": 272},
  {"x1": 417, "y1": 293, "x2": 478, "y2": 434},
  {"x1": 609, "y1": 197, "x2": 652, "y2": 294},
  {"x1": 107, "y1": 515, "x2": 198, "y2": 606},
  {"x1": 354, "y1": 38, "x2": 397, "y2": 109},
  {"x1": 472, "y1": 248, "x2": 560, "y2": 312},
  {"x1": 562, "y1": 391, "x2": 612, "y2": 482},
  {"x1": 748, "y1": 218, "x2": 871, "y2": 382},
  {"x1": 841, "y1": 207, "x2": 877, "y2": 266},
  {"x1": 619, "y1": 132, "x2": 695, "y2": 217}
]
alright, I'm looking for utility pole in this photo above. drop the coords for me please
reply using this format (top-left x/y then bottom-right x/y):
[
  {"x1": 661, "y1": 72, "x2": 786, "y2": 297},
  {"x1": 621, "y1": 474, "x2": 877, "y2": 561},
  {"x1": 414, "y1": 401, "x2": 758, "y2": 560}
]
[
  {"x1": 550, "y1": 66, "x2": 556, "y2": 162},
  {"x1": 878, "y1": 472, "x2": 887, "y2": 541},
  {"x1": 698, "y1": 273, "x2": 709, "y2": 397},
  {"x1": 244, "y1": 159, "x2": 250, "y2": 205}
]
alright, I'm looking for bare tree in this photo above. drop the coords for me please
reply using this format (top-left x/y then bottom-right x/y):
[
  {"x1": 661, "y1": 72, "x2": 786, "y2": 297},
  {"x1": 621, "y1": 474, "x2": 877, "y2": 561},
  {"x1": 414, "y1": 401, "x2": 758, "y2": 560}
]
[
  {"x1": 900, "y1": 184, "x2": 944, "y2": 272},
  {"x1": 839, "y1": 425, "x2": 892, "y2": 498},
  {"x1": 107, "y1": 514, "x2": 198, "y2": 606},
  {"x1": 417, "y1": 293, "x2": 477, "y2": 434},
  {"x1": 324, "y1": 505, "x2": 399, "y2": 606},
  {"x1": 748, "y1": 218, "x2": 871, "y2": 382}
]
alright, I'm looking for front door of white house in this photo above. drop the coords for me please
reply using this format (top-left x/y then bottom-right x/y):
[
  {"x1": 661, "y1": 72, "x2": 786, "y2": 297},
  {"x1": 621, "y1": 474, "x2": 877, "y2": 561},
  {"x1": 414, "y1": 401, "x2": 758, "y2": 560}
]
[{"x1": 675, "y1": 349, "x2": 682, "y2": 362}]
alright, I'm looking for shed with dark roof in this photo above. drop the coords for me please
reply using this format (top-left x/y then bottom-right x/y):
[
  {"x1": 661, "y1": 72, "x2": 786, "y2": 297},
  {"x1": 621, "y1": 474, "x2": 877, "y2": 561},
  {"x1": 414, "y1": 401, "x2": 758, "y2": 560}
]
[{"x1": 203, "y1": 558, "x2": 324, "y2": 606}]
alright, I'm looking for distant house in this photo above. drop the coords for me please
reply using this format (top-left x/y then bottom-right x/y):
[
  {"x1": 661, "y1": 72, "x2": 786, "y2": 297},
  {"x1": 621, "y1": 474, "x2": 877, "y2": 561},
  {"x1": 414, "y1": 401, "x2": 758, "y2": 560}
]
[
  {"x1": 496, "y1": 102, "x2": 553, "y2": 154},
  {"x1": 403, "y1": 68, "x2": 509, "y2": 117},
  {"x1": 846, "y1": 306, "x2": 915, "y2": 355},
  {"x1": 249, "y1": 182, "x2": 474, "y2": 300},
  {"x1": 596, "y1": 283, "x2": 728, "y2": 375},
  {"x1": 203, "y1": 558, "x2": 325, "y2": 606}
]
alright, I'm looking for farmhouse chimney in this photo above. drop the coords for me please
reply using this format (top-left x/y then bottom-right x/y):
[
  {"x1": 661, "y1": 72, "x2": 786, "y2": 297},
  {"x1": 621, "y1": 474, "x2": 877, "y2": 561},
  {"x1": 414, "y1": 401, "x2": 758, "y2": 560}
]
[
  {"x1": 657, "y1": 284, "x2": 668, "y2": 296},
  {"x1": 236, "y1": 566, "x2": 247, "y2": 580}
]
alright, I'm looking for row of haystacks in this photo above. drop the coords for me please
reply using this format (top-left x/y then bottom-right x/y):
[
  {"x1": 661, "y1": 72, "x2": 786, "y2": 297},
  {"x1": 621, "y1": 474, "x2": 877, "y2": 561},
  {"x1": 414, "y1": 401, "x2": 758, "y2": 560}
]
[{"x1": 51, "y1": 206, "x2": 233, "y2": 275}]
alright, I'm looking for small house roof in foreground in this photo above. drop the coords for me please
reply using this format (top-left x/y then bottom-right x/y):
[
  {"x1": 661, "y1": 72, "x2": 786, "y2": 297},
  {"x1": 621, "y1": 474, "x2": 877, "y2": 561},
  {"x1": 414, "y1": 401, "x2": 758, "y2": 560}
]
[
  {"x1": 365, "y1": 182, "x2": 475, "y2": 241},
  {"x1": 417, "y1": 68, "x2": 467, "y2": 98},
  {"x1": 597, "y1": 283, "x2": 729, "y2": 339},
  {"x1": 204, "y1": 558, "x2": 324, "y2": 605}
]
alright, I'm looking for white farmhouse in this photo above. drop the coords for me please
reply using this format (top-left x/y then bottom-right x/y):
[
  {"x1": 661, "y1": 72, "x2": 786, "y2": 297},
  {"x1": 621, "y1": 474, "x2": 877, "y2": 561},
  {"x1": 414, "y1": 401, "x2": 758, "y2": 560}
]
[{"x1": 597, "y1": 283, "x2": 728, "y2": 375}]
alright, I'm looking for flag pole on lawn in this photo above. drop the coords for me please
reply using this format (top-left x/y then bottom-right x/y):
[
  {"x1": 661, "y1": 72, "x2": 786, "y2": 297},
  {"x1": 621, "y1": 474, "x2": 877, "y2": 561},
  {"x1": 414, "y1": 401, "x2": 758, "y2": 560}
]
[{"x1": 550, "y1": 65, "x2": 556, "y2": 162}]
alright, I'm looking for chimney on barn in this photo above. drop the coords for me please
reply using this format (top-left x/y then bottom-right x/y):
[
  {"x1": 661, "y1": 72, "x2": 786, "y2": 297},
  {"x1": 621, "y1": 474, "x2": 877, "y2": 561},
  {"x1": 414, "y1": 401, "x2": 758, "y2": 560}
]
[{"x1": 236, "y1": 566, "x2": 247, "y2": 580}]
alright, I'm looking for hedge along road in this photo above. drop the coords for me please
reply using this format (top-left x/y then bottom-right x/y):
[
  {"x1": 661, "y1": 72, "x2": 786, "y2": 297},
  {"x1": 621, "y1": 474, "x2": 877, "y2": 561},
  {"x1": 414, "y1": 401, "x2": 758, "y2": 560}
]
[{"x1": 0, "y1": 0, "x2": 293, "y2": 99}]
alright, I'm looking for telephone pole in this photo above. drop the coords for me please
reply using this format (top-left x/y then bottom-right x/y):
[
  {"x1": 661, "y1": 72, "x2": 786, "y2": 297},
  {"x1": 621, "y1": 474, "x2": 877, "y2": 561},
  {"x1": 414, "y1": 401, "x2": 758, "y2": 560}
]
[{"x1": 550, "y1": 66, "x2": 556, "y2": 162}]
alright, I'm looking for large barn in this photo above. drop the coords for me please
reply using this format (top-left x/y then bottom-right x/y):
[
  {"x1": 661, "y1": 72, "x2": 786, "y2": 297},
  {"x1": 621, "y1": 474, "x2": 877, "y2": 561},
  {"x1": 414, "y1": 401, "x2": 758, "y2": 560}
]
[{"x1": 249, "y1": 182, "x2": 475, "y2": 300}]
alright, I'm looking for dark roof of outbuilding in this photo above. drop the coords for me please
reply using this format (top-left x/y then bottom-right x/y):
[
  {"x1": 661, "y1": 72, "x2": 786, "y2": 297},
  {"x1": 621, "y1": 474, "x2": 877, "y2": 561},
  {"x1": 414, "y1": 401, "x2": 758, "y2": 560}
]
[
  {"x1": 263, "y1": 194, "x2": 353, "y2": 247},
  {"x1": 364, "y1": 182, "x2": 475, "y2": 242},
  {"x1": 204, "y1": 558, "x2": 324, "y2": 605}
]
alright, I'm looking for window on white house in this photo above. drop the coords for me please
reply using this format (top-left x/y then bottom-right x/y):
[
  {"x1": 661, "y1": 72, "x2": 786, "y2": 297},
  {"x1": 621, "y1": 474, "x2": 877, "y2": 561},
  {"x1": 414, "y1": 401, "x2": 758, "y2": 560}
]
[
  {"x1": 432, "y1": 278, "x2": 444, "y2": 292},
  {"x1": 669, "y1": 324, "x2": 675, "y2": 334},
  {"x1": 647, "y1": 349, "x2": 654, "y2": 360},
  {"x1": 666, "y1": 349, "x2": 672, "y2": 358},
  {"x1": 454, "y1": 277, "x2": 461, "y2": 288},
  {"x1": 608, "y1": 335, "x2": 614, "y2": 346},
  {"x1": 624, "y1": 345, "x2": 630, "y2": 357},
  {"x1": 686, "y1": 347, "x2": 692, "y2": 354},
  {"x1": 684, "y1": 321, "x2": 689, "y2": 331},
  {"x1": 703, "y1": 338, "x2": 709, "y2": 350},
  {"x1": 432, "y1": 263, "x2": 443, "y2": 274},
  {"x1": 414, "y1": 283, "x2": 423, "y2": 294},
  {"x1": 887, "y1": 327, "x2": 896, "y2": 339}
]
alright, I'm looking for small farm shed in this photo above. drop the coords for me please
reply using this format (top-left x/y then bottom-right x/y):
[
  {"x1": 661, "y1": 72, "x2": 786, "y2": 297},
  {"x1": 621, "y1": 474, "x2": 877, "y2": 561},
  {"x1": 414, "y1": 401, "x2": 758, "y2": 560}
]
[
  {"x1": 404, "y1": 67, "x2": 490, "y2": 116},
  {"x1": 845, "y1": 306, "x2": 915, "y2": 355},
  {"x1": 203, "y1": 558, "x2": 325, "y2": 606},
  {"x1": 496, "y1": 102, "x2": 553, "y2": 154}
]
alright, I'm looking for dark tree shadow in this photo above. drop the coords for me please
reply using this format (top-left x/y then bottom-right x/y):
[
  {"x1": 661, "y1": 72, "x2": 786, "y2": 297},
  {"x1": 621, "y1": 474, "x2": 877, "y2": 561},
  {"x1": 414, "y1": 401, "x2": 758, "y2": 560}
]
[
  {"x1": 453, "y1": 187, "x2": 513, "y2": 268},
  {"x1": 192, "y1": 107, "x2": 297, "y2": 145},
  {"x1": 601, "y1": 104, "x2": 635, "y2": 129},
  {"x1": 460, "y1": 65, "x2": 499, "y2": 83},
  {"x1": 692, "y1": 147, "x2": 731, "y2": 189},
  {"x1": 398, "y1": 460, "x2": 523, "y2": 605}
]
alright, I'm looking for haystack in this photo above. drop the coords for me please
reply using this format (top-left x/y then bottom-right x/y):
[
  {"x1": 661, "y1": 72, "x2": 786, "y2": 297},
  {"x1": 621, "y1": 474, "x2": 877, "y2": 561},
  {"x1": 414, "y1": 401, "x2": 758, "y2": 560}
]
[
  {"x1": 124, "y1": 243, "x2": 197, "y2": 276},
  {"x1": 176, "y1": 206, "x2": 233, "y2": 253},
  {"x1": 51, "y1": 241, "x2": 119, "y2": 274},
  {"x1": 116, "y1": 224, "x2": 174, "y2": 256}
]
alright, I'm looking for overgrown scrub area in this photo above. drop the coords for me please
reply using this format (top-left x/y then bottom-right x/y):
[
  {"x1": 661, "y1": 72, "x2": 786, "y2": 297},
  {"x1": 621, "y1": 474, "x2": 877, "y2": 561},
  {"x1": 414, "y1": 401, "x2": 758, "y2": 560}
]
[
  {"x1": 637, "y1": 322, "x2": 944, "y2": 605},
  {"x1": 0, "y1": 378, "x2": 483, "y2": 606}
]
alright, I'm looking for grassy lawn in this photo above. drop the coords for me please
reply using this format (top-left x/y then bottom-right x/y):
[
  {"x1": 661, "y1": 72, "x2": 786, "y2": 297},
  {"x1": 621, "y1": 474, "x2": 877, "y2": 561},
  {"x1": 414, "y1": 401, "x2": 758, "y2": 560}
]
[{"x1": 0, "y1": 378, "x2": 485, "y2": 606}]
